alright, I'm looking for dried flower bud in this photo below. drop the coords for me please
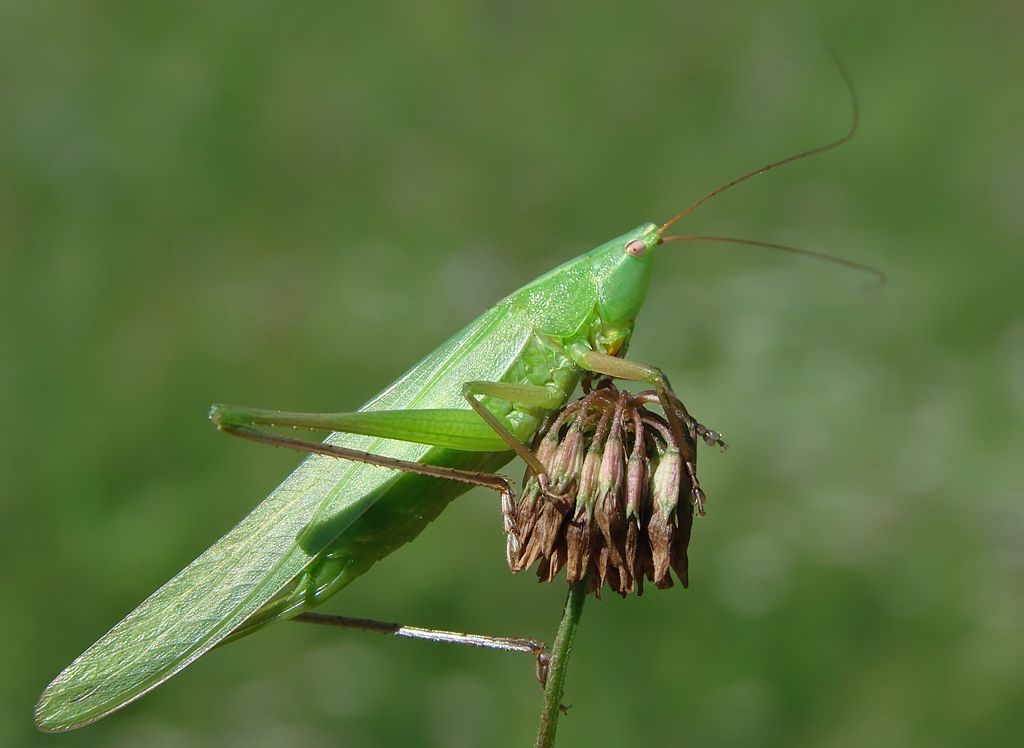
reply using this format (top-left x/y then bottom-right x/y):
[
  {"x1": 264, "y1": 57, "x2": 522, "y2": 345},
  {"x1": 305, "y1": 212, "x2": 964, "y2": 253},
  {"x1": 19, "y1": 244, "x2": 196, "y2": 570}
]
[
  {"x1": 564, "y1": 442, "x2": 603, "y2": 583},
  {"x1": 671, "y1": 498, "x2": 694, "y2": 588},
  {"x1": 648, "y1": 446, "x2": 682, "y2": 588},
  {"x1": 594, "y1": 399, "x2": 627, "y2": 573},
  {"x1": 624, "y1": 445, "x2": 647, "y2": 519},
  {"x1": 573, "y1": 435, "x2": 605, "y2": 522},
  {"x1": 548, "y1": 419, "x2": 585, "y2": 499}
]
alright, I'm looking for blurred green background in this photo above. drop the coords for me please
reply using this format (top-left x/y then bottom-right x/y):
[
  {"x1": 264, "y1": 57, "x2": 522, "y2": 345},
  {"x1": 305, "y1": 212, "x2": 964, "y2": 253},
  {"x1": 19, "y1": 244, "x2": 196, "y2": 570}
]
[{"x1": 3, "y1": 2, "x2": 1022, "y2": 746}]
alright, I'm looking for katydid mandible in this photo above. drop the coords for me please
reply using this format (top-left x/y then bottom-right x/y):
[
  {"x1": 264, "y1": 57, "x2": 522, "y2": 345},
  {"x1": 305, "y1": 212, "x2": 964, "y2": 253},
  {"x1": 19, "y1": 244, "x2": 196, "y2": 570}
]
[{"x1": 35, "y1": 72, "x2": 880, "y2": 733}]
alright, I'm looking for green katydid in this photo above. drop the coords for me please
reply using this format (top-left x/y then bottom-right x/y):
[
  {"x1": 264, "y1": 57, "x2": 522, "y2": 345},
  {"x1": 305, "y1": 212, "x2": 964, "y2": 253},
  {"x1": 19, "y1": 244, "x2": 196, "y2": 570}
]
[{"x1": 35, "y1": 73, "x2": 882, "y2": 733}]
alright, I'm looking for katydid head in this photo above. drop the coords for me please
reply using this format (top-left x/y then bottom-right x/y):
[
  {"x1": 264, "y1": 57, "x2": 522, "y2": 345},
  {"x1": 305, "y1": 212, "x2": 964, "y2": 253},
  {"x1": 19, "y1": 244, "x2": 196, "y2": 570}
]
[{"x1": 588, "y1": 222, "x2": 661, "y2": 328}]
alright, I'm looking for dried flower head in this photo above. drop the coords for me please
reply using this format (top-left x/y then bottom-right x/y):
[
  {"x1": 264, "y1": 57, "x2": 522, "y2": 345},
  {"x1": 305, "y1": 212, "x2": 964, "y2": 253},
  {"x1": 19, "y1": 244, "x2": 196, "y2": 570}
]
[{"x1": 506, "y1": 383, "x2": 724, "y2": 596}]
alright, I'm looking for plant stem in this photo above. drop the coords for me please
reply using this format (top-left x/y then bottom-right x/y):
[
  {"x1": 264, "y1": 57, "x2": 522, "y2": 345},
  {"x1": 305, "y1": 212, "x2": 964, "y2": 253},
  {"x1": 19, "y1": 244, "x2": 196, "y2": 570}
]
[{"x1": 535, "y1": 579, "x2": 588, "y2": 748}]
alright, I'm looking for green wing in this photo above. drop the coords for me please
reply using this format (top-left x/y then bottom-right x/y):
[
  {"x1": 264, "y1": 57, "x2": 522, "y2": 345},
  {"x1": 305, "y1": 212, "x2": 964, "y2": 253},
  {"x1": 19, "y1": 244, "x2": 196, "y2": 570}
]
[{"x1": 36, "y1": 301, "x2": 531, "y2": 732}]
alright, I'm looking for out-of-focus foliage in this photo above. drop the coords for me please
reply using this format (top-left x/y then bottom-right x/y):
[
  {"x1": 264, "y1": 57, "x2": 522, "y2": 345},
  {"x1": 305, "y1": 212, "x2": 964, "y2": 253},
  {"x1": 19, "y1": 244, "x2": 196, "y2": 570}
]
[{"x1": 3, "y1": 2, "x2": 1021, "y2": 746}]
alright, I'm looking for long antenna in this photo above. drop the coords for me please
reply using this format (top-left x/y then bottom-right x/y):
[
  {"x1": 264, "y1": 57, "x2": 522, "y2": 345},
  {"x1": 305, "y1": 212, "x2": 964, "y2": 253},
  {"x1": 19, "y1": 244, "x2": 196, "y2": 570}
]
[
  {"x1": 658, "y1": 53, "x2": 858, "y2": 236},
  {"x1": 660, "y1": 234, "x2": 886, "y2": 285}
]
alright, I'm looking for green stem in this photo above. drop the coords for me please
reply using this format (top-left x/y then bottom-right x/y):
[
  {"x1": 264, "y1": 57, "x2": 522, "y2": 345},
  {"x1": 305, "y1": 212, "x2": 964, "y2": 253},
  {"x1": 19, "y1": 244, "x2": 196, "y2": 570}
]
[{"x1": 535, "y1": 580, "x2": 588, "y2": 748}]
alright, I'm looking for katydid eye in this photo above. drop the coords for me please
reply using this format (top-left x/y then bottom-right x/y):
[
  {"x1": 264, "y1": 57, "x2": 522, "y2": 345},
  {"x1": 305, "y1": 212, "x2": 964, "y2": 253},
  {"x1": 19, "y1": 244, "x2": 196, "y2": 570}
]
[{"x1": 625, "y1": 239, "x2": 646, "y2": 258}]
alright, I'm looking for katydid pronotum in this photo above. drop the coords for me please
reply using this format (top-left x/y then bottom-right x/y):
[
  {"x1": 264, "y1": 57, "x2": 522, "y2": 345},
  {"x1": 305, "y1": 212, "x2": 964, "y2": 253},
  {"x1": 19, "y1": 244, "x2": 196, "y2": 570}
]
[{"x1": 35, "y1": 69, "x2": 882, "y2": 733}]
